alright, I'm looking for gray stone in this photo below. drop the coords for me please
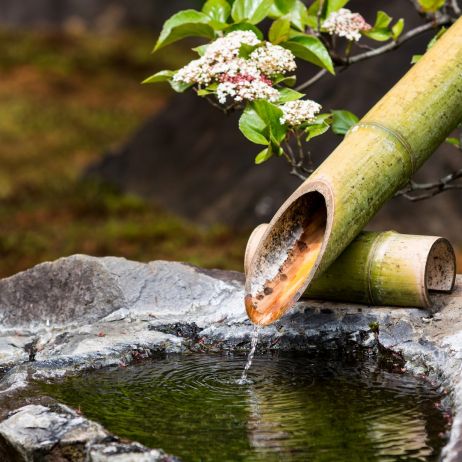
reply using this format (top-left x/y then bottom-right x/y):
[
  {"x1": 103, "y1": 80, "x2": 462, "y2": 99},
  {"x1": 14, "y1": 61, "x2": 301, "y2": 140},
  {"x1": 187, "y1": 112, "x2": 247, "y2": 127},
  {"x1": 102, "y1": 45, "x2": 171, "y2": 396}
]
[
  {"x1": 1, "y1": 255, "x2": 462, "y2": 461},
  {"x1": 0, "y1": 403, "x2": 108, "y2": 461},
  {"x1": 89, "y1": 442, "x2": 181, "y2": 462}
]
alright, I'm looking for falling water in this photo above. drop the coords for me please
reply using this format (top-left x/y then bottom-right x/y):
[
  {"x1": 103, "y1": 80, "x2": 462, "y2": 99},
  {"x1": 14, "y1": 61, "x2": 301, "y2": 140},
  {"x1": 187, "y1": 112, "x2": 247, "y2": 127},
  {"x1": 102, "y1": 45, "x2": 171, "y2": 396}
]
[{"x1": 238, "y1": 324, "x2": 261, "y2": 384}]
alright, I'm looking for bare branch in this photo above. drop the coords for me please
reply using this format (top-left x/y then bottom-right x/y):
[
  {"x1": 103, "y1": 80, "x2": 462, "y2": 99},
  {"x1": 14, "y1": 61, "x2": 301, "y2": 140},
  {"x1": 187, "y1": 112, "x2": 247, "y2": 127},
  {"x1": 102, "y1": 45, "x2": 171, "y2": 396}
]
[
  {"x1": 396, "y1": 168, "x2": 462, "y2": 201},
  {"x1": 452, "y1": 0, "x2": 462, "y2": 15},
  {"x1": 295, "y1": 69, "x2": 328, "y2": 92}
]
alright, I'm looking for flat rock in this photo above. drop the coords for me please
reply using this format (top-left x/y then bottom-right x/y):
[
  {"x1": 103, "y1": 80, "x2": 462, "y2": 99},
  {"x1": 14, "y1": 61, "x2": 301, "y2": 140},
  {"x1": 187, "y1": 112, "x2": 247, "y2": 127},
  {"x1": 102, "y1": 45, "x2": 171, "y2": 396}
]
[{"x1": 0, "y1": 403, "x2": 180, "y2": 462}]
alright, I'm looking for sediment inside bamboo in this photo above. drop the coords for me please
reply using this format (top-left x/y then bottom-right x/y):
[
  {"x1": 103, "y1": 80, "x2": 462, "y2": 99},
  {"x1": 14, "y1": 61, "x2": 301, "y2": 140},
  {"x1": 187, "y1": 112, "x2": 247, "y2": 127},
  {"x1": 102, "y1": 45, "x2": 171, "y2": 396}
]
[
  {"x1": 245, "y1": 226, "x2": 456, "y2": 313},
  {"x1": 245, "y1": 190, "x2": 329, "y2": 325}
]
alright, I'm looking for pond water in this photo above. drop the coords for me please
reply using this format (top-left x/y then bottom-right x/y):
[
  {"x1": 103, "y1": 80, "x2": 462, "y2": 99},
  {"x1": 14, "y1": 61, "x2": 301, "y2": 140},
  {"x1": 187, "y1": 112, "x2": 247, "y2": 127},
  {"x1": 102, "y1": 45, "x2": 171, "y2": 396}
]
[{"x1": 38, "y1": 353, "x2": 448, "y2": 462}]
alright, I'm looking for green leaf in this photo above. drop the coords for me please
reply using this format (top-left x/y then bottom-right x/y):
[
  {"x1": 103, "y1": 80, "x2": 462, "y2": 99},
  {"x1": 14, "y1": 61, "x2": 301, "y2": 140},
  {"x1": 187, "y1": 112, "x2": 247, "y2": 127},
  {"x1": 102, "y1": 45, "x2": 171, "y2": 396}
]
[
  {"x1": 283, "y1": 35, "x2": 334, "y2": 74},
  {"x1": 142, "y1": 70, "x2": 175, "y2": 84},
  {"x1": 305, "y1": 122, "x2": 330, "y2": 141},
  {"x1": 197, "y1": 83, "x2": 219, "y2": 96},
  {"x1": 374, "y1": 11, "x2": 393, "y2": 29},
  {"x1": 269, "y1": 16, "x2": 291, "y2": 43},
  {"x1": 202, "y1": 0, "x2": 231, "y2": 23},
  {"x1": 277, "y1": 88, "x2": 304, "y2": 102},
  {"x1": 326, "y1": 0, "x2": 349, "y2": 16},
  {"x1": 391, "y1": 18, "x2": 404, "y2": 41},
  {"x1": 253, "y1": 99, "x2": 287, "y2": 144},
  {"x1": 255, "y1": 147, "x2": 274, "y2": 164},
  {"x1": 239, "y1": 43, "x2": 260, "y2": 58},
  {"x1": 446, "y1": 137, "x2": 461, "y2": 148},
  {"x1": 362, "y1": 11, "x2": 394, "y2": 42},
  {"x1": 427, "y1": 27, "x2": 447, "y2": 49},
  {"x1": 331, "y1": 109, "x2": 359, "y2": 135},
  {"x1": 411, "y1": 54, "x2": 422, "y2": 64},
  {"x1": 154, "y1": 10, "x2": 215, "y2": 51},
  {"x1": 170, "y1": 79, "x2": 193, "y2": 93},
  {"x1": 231, "y1": 0, "x2": 274, "y2": 24},
  {"x1": 417, "y1": 0, "x2": 446, "y2": 12},
  {"x1": 224, "y1": 23, "x2": 264, "y2": 39},
  {"x1": 239, "y1": 106, "x2": 269, "y2": 145},
  {"x1": 363, "y1": 29, "x2": 392, "y2": 41},
  {"x1": 270, "y1": 0, "x2": 309, "y2": 31},
  {"x1": 193, "y1": 44, "x2": 209, "y2": 56},
  {"x1": 274, "y1": 74, "x2": 297, "y2": 86}
]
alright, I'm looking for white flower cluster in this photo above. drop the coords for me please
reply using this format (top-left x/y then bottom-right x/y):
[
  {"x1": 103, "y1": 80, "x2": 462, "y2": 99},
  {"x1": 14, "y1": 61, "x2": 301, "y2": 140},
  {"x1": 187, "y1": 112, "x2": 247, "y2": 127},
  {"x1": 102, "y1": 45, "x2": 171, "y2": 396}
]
[
  {"x1": 174, "y1": 30, "x2": 296, "y2": 105},
  {"x1": 322, "y1": 8, "x2": 371, "y2": 42},
  {"x1": 279, "y1": 100, "x2": 322, "y2": 127}
]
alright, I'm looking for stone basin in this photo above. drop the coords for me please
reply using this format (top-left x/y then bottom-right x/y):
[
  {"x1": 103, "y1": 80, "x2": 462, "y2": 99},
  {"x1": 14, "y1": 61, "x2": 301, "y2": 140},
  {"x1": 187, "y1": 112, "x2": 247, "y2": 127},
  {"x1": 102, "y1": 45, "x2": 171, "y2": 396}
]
[{"x1": 0, "y1": 255, "x2": 461, "y2": 461}]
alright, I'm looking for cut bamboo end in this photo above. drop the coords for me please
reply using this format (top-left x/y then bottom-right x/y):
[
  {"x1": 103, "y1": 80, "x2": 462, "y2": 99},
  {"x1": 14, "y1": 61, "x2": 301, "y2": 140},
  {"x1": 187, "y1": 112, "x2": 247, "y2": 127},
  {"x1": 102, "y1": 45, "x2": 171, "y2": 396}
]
[
  {"x1": 245, "y1": 228, "x2": 456, "y2": 313},
  {"x1": 245, "y1": 184, "x2": 333, "y2": 326},
  {"x1": 245, "y1": 18, "x2": 462, "y2": 326}
]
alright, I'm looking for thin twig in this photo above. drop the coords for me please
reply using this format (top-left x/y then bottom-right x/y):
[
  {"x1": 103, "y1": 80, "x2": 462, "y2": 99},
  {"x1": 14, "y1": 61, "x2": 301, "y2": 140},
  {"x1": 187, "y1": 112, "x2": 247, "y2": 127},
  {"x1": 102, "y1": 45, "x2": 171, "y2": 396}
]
[
  {"x1": 396, "y1": 169, "x2": 462, "y2": 201},
  {"x1": 452, "y1": 0, "x2": 461, "y2": 15},
  {"x1": 295, "y1": 69, "x2": 328, "y2": 91}
]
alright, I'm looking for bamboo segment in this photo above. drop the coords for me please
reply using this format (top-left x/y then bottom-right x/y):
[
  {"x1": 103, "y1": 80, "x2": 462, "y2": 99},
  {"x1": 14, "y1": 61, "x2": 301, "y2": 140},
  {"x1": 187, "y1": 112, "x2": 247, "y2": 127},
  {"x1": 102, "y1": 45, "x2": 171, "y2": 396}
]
[
  {"x1": 245, "y1": 18, "x2": 462, "y2": 325},
  {"x1": 245, "y1": 227, "x2": 456, "y2": 309}
]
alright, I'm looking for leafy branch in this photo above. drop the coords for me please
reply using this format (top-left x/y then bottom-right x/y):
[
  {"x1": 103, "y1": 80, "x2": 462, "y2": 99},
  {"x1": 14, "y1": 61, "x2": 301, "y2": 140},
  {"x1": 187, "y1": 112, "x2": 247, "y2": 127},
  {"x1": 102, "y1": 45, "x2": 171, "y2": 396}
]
[{"x1": 144, "y1": 0, "x2": 462, "y2": 202}]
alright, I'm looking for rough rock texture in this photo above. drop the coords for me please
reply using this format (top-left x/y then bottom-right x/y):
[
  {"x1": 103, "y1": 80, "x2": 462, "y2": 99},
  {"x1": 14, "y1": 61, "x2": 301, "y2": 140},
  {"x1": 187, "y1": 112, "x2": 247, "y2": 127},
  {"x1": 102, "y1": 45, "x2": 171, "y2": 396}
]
[
  {"x1": 1, "y1": 255, "x2": 462, "y2": 460},
  {"x1": 0, "y1": 403, "x2": 179, "y2": 462}
]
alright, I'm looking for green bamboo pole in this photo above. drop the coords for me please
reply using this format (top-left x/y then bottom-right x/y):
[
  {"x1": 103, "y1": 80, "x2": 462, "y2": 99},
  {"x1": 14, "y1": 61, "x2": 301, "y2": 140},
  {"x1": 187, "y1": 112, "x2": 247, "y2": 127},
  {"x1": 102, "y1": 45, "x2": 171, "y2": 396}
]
[
  {"x1": 245, "y1": 18, "x2": 462, "y2": 325},
  {"x1": 245, "y1": 226, "x2": 456, "y2": 308}
]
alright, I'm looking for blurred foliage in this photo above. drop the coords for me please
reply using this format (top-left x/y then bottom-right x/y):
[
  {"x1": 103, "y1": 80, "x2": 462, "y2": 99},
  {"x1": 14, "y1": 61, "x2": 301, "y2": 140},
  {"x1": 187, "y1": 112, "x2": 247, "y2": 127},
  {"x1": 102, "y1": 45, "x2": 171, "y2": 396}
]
[{"x1": 0, "y1": 27, "x2": 247, "y2": 277}]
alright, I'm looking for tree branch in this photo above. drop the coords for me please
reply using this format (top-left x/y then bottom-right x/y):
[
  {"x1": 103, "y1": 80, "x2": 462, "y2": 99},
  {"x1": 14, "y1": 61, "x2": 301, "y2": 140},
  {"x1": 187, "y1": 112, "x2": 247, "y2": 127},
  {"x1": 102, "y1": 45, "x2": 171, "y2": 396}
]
[
  {"x1": 295, "y1": 69, "x2": 328, "y2": 92},
  {"x1": 452, "y1": 0, "x2": 461, "y2": 16},
  {"x1": 345, "y1": 15, "x2": 453, "y2": 65},
  {"x1": 295, "y1": 14, "x2": 453, "y2": 92},
  {"x1": 396, "y1": 169, "x2": 462, "y2": 201}
]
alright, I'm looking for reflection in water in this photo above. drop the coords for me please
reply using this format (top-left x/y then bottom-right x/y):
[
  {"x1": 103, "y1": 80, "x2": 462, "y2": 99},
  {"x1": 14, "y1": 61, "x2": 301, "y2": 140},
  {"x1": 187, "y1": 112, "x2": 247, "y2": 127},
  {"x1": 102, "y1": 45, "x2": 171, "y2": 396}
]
[{"x1": 38, "y1": 353, "x2": 447, "y2": 462}]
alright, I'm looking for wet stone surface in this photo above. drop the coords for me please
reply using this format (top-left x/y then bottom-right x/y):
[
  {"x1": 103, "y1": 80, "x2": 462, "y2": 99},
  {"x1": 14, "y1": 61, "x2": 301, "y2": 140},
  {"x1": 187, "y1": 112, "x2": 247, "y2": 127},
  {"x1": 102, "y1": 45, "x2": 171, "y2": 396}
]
[{"x1": 0, "y1": 255, "x2": 461, "y2": 460}]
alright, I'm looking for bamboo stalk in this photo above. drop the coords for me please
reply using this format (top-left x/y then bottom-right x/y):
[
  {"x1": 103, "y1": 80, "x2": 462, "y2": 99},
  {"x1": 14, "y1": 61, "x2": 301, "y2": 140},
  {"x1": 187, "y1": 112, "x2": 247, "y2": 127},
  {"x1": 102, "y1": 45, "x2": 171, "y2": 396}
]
[
  {"x1": 245, "y1": 227, "x2": 456, "y2": 309},
  {"x1": 245, "y1": 18, "x2": 462, "y2": 325}
]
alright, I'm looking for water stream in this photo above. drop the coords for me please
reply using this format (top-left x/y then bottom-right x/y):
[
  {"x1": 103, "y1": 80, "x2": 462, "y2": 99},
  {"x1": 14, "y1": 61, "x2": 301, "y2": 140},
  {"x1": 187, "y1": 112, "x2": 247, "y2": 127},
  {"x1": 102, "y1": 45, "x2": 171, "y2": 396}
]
[
  {"x1": 37, "y1": 352, "x2": 448, "y2": 462},
  {"x1": 238, "y1": 325, "x2": 260, "y2": 384}
]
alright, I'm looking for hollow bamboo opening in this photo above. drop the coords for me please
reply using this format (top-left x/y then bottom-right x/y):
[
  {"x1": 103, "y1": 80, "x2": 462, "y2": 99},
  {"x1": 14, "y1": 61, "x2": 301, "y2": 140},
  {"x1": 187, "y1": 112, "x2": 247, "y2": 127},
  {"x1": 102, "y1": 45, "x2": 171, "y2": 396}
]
[
  {"x1": 426, "y1": 238, "x2": 456, "y2": 299},
  {"x1": 245, "y1": 191, "x2": 328, "y2": 325}
]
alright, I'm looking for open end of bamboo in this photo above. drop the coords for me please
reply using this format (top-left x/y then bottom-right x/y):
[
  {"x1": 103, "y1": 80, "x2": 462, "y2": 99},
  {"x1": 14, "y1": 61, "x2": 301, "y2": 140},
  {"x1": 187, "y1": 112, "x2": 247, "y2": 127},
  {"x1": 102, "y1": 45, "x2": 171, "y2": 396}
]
[
  {"x1": 426, "y1": 238, "x2": 456, "y2": 300},
  {"x1": 245, "y1": 190, "x2": 329, "y2": 326}
]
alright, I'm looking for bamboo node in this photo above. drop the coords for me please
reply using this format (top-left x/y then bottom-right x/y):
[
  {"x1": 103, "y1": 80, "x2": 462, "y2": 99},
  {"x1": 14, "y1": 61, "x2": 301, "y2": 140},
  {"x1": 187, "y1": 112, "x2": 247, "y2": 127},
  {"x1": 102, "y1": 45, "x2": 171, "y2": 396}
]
[{"x1": 348, "y1": 122, "x2": 416, "y2": 174}]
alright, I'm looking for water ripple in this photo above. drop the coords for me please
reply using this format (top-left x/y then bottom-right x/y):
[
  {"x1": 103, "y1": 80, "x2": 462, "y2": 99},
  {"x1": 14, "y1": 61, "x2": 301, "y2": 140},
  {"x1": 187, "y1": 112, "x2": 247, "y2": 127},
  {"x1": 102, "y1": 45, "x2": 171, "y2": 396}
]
[{"x1": 38, "y1": 352, "x2": 448, "y2": 462}]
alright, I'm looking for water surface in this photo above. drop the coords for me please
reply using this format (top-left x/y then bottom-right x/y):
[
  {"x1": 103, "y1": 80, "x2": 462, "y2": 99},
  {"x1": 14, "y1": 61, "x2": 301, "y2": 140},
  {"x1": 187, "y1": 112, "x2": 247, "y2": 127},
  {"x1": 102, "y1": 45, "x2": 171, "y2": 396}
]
[{"x1": 38, "y1": 353, "x2": 448, "y2": 462}]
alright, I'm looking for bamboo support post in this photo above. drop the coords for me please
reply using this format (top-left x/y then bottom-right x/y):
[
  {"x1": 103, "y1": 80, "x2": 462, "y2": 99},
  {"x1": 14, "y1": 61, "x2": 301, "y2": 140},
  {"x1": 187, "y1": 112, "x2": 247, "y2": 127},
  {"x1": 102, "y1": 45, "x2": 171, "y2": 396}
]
[
  {"x1": 245, "y1": 18, "x2": 462, "y2": 325},
  {"x1": 245, "y1": 226, "x2": 456, "y2": 309}
]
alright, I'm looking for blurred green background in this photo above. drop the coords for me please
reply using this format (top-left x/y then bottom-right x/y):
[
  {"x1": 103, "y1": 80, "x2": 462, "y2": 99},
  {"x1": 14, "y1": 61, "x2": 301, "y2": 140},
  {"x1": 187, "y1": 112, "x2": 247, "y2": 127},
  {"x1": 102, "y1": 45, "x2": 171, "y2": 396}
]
[{"x1": 0, "y1": 20, "x2": 247, "y2": 277}]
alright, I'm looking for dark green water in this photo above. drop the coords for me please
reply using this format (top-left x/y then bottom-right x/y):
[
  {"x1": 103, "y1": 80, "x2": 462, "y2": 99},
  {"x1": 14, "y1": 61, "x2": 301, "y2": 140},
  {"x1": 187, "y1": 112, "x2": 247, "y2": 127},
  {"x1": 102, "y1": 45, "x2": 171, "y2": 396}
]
[{"x1": 38, "y1": 353, "x2": 448, "y2": 462}]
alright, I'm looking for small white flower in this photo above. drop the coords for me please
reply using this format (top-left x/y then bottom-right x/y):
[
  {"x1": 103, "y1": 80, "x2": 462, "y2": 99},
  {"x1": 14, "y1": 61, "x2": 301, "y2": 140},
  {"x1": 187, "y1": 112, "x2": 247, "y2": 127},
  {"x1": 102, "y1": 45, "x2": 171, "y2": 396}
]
[
  {"x1": 323, "y1": 8, "x2": 371, "y2": 42},
  {"x1": 279, "y1": 100, "x2": 322, "y2": 127},
  {"x1": 250, "y1": 43, "x2": 296, "y2": 76},
  {"x1": 173, "y1": 30, "x2": 297, "y2": 105}
]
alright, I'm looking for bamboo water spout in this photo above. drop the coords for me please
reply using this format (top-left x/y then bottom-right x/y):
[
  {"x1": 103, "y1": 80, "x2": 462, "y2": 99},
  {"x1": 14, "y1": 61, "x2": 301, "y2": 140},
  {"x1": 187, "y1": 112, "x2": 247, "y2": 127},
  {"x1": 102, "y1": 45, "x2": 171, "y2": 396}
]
[
  {"x1": 245, "y1": 18, "x2": 462, "y2": 326},
  {"x1": 245, "y1": 226, "x2": 456, "y2": 309}
]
